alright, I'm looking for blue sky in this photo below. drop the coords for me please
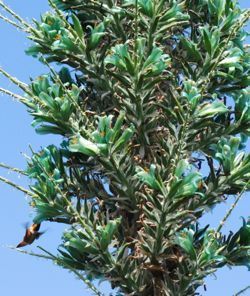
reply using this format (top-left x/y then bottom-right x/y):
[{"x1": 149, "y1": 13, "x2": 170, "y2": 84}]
[{"x1": 0, "y1": 1, "x2": 249, "y2": 295}]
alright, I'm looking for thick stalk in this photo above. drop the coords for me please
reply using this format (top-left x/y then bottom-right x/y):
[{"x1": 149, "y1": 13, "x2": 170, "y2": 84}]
[{"x1": 154, "y1": 277, "x2": 167, "y2": 296}]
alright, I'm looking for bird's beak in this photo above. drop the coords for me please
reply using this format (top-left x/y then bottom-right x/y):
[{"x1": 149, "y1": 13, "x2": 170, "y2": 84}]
[{"x1": 16, "y1": 241, "x2": 27, "y2": 248}]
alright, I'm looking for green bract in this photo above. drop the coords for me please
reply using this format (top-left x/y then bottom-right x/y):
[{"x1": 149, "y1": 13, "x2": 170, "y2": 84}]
[
  {"x1": 24, "y1": 71, "x2": 82, "y2": 135},
  {"x1": 0, "y1": 0, "x2": 250, "y2": 295}
]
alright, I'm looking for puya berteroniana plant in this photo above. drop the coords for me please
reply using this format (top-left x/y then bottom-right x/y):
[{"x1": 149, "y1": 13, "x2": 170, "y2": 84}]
[{"x1": 0, "y1": 0, "x2": 250, "y2": 295}]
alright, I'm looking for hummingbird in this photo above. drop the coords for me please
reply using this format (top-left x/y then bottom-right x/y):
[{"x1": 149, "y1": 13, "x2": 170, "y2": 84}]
[{"x1": 17, "y1": 223, "x2": 43, "y2": 248}]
